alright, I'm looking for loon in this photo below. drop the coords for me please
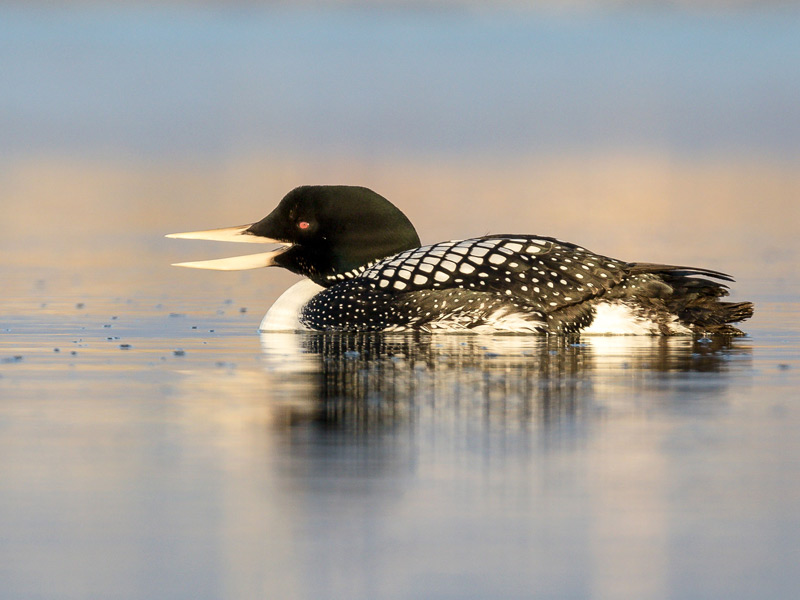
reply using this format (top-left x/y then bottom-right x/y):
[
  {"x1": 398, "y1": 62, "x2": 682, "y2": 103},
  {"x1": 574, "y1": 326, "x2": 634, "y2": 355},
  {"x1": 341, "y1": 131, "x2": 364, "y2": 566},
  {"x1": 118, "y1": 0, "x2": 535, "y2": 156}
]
[{"x1": 167, "y1": 185, "x2": 753, "y2": 335}]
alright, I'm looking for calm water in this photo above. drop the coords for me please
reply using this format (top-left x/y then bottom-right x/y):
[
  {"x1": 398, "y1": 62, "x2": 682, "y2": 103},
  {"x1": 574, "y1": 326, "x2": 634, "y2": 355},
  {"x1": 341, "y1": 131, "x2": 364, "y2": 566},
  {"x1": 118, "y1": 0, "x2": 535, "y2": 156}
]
[
  {"x1": 2, "y1": 3, "x2": 800, "y2": 598},
  {"x1": 1, "y1": 292, "x2": 799, "y2": 599}
]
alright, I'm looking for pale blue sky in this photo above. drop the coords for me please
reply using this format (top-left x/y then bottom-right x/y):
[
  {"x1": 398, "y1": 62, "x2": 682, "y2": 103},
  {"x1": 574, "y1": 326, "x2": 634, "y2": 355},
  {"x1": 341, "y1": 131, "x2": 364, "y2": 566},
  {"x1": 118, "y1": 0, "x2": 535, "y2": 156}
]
[{"x1": 2, "y1": 4, "x2": 799, "y2": 159}]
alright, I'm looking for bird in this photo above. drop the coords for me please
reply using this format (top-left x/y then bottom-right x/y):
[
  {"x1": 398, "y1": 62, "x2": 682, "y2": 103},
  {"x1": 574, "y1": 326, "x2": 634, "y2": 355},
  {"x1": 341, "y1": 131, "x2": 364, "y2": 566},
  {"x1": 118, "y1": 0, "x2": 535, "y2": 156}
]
[{"x1": 166, "y1": 185, "x2": 753, "y2": 335}]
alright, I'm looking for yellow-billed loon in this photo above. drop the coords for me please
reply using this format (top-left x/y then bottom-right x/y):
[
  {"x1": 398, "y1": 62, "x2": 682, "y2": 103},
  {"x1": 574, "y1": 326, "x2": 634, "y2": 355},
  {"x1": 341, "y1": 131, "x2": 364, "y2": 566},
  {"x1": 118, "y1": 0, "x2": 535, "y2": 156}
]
[{"x1": 167, "y1": 185, "x2": 753, "y2": 335}]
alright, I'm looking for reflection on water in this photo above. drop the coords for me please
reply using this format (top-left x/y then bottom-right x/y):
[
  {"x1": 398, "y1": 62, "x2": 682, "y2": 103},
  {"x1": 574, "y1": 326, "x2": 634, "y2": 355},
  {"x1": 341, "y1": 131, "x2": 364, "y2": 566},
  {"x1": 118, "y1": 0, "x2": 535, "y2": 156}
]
[
  {"x1": 259, "y1": 331, "x2": 750, "y2": 433},
  {"x1": 2, "y1": 299, "x2": 799, "y2": 600}
]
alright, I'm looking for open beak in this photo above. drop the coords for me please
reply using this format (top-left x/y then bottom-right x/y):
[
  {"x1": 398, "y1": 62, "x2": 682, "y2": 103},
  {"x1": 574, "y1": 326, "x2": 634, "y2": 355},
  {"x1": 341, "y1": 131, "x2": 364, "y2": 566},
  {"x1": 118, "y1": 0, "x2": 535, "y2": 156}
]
[{"x1": 165, "y1": 224, "x2": 291, "y2": 271}]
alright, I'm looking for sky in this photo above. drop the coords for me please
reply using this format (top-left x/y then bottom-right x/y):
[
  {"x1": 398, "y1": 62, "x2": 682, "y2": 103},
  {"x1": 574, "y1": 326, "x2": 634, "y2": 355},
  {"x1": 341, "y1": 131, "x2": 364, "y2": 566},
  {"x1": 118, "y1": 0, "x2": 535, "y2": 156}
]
[{"x1": 2, "y1": 3, "x2": 799, "y2": 161}]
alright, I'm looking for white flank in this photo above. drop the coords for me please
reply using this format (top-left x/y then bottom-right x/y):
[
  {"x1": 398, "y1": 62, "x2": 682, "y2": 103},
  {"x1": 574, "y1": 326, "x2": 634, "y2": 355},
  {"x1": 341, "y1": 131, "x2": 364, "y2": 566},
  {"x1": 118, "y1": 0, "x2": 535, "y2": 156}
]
[
  {"x1": 259, "y1": 279, "x2": 324, "y2": 332},
  {"x1": 581, "y1": 302, "x2": 691, "y2": 335}
]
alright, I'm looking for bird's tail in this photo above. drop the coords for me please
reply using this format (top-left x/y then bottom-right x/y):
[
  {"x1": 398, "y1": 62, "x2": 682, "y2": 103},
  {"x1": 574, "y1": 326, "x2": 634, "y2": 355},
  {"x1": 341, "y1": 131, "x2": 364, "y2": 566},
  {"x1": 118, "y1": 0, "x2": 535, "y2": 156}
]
[{"x1": 627, "y1": 263, "x2": 754, "y2": 335}]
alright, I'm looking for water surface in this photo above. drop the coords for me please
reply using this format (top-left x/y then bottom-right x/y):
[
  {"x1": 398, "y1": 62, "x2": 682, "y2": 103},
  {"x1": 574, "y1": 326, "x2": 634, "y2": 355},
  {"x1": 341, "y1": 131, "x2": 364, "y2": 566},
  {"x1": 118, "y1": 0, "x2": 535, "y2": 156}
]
[{"x1": 1, "y1": 293, "x2": 798, "y2": 599}]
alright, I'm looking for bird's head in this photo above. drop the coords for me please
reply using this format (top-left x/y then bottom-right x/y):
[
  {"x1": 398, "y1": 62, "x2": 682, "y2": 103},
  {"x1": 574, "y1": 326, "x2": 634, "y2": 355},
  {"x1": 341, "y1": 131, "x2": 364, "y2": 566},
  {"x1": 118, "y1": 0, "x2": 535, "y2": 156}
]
[{"x1": 166, "y1": 185, "x2": 421, "y2": 286}]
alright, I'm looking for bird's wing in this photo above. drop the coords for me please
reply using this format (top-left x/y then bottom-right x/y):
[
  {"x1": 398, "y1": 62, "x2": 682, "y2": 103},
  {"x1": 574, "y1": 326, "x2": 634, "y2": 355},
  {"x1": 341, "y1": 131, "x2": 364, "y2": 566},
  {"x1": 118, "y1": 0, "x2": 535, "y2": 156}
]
[{"x1": 360, "y1": 235, "x2": 626, "y2": 313}]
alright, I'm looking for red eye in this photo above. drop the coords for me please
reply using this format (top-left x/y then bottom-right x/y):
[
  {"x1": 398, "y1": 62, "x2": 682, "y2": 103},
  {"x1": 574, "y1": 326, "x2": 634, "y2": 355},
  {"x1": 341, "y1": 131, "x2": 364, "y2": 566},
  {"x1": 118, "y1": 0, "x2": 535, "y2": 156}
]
[{"x1": 298, "y1": 221, "x2": 310, "y2": 230}]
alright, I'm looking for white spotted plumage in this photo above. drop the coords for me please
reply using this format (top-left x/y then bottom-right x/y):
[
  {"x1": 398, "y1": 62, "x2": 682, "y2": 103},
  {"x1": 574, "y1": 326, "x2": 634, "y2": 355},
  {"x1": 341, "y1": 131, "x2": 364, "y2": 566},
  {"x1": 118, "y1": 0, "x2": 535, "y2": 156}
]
[
  {"x1": 170, "y1": 185, "x2": 752, "y2": 335},
  {"x1": 296, "y1": 235, "x2": 637, "y2": 333}
]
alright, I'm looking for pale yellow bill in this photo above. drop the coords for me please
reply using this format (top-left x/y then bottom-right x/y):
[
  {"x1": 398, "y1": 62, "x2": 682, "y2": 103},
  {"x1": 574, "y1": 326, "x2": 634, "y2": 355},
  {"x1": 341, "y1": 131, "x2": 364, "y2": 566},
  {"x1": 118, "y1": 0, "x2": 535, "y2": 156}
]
[
  {"x1": 165, "y1": 224, "x2": 279, "y2": 244},
  {"x1": 171, "y1": 251, "x2": 285, "y2": 271},
  {"x1": 167, "y1": 224, "x2": 289, "y2": 270}
]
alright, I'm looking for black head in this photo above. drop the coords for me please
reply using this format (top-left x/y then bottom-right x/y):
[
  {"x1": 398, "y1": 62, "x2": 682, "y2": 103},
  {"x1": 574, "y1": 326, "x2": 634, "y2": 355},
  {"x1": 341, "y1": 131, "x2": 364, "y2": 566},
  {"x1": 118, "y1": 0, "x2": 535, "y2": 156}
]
[{"x1": 247, "y1": 186, "x2": 421, "y2": 286}]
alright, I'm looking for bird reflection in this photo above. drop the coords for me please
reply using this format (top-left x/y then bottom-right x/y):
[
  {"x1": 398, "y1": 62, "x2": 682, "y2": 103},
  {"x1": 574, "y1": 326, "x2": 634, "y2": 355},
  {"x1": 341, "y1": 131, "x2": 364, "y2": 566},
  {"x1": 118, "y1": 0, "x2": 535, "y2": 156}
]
[{"x1": 259, "y1": 332, "x2": 751, "y2": 433}]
